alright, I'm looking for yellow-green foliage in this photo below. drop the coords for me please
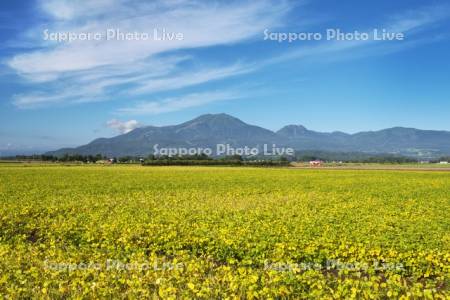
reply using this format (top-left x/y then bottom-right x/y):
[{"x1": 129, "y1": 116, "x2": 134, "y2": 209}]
[{"x1": 0, "y1": 165, "x2": 449, "y2": 299}]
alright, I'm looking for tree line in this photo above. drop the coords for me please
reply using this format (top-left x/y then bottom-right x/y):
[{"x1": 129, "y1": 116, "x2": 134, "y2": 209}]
[{"x1": 4, "y1": 152, "x2": 450, "y2": 165}]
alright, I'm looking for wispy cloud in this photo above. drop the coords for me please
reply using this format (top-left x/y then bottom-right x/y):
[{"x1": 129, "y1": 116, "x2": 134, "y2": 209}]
[
  {"x1": 269, "y1": 4, "x2": 450, "y2": 65},
  {"x1": 130, "y1": 63, "x2": 254, "y2": 95},
  {"x1": 6, "y1": 0, "x2": 291, "y2": 108},
  {"x1": 386, "y1": 4, "x2": 450, "y2": 33},
  {"x1": 5, "y1": 1, "x2": 449, "y2": 114},
  {"x1": 117, "y1": 91, "x2": 240, "y2": 115}
]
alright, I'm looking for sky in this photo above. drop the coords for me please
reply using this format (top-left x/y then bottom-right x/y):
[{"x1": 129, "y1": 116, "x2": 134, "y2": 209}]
[{"x1": 1, "y1": 0, "x2": 450, "y2": 154}]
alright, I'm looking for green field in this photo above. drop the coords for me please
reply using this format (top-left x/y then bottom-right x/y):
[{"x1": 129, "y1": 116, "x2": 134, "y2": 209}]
[{"x1": 0, "y1": 165, "x2": 449, "y2": 298}]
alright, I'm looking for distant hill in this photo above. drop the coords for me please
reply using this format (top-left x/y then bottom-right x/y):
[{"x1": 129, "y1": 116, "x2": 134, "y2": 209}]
[{"x1": 47, "y1": 113, "x2": 450, "y2": 158}]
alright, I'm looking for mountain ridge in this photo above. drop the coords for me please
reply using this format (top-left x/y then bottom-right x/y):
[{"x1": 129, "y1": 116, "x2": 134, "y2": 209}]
[{"x1": 46, "y1": 113, "x2": 450, "y2": 158}]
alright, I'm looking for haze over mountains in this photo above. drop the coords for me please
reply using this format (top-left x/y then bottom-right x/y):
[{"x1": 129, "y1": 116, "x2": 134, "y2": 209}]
[{"x1": 47, "y1": 113, "x2": 450, "y2": 158}]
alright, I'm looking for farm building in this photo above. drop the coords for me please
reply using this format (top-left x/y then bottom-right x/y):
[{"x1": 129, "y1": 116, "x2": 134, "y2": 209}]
[{"x1": 309, "y1": 160, "x2": 323, "y2": 167}]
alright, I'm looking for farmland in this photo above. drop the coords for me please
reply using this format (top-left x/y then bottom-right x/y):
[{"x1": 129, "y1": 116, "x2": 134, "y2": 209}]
[{"x1": 0, "y1": 164, "x2": 449, "y2": 298}]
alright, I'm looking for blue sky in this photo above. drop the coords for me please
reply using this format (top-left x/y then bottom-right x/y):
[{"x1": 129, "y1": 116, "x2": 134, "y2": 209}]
[{"x1": 1, "y1": 0, "x2": 450, "y2": 154}]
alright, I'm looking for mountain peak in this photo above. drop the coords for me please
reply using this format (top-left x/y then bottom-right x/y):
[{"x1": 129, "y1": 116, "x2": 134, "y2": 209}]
[
  {"x1": 181, "y1": 113, "x2": 246, "y2": 128},
  {"x1": 277, "y1": 124, "x2": 309, "y2": 137},
  {"x1": 192, "y1": 113, "x2": 242, "y2": 122}
]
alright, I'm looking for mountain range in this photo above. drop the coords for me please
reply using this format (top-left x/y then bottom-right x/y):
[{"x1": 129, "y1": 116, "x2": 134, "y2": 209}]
[{"x1": 47, "y1": 113, "x2": 450, "y2": 158}]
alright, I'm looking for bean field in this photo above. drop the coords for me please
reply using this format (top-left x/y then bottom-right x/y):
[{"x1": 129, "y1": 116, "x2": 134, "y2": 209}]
[{"x1": 0, "y1": 165, "x2": 449, "y2": 298}]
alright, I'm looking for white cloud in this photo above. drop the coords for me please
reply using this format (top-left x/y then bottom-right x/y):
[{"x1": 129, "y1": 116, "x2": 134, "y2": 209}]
[
  {"x1": 38, "y1": 0, "x2": 121, "y2": 20},
  {"x1": 12, "y1": 83, "x2": 107, "y2": 108},
  {"x1": 7, "y1": 0, "x2": 290, "y2": 109},
  {"x1": 106, "y1": 119, "x2": 141, "y2": 134},
  {"x1": 7, "y1": 1, "x2": 448, "y2": 113},
  {"x1": 130, "y1": 64, "x2": 253, "y2": 95},
  {"x1": 11, "y1": 62, "x2": 250, "y2": 109},
  {"x1": 386, "y1": 4, "x2": 450, "y2": 33},
  {"x1": 117, "y1": 91, "x2": 239, "y2": 115},
  {"x1": 265, "y1": 4, "x2": 450, "y2": 66}
]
